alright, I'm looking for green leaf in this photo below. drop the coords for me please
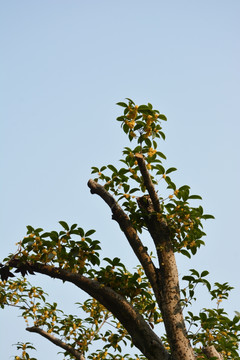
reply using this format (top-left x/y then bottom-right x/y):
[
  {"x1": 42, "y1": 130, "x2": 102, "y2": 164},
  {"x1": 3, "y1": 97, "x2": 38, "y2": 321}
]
[
  {"x1": 26, "y1": 225, "x2": 34, "y2": 233},
  {"x1": 50, "y1": 231, "x2": 59, "y2": 241},
  {"x1": 180, "y1": 249, "x2": 191, "y2": 258},
  {"x1": 91, "y1": 167, "x2": 99, "y2": 174},
  {"x1": 78, "y1": 227, "x2": 85, "y2": 237},
  {"x1": 119, "y1": 168, "x2": 129, "y2": 176},
  {"x1": 153, "y1": 140, "x2": 157, "y2": 149},
  {"x1": 116, "y1": 102, "x2": 128, "y2": 107},
  {"x1": 157, "y1": 152, "x2": 166, "y2": 159},
  {"x1": 123, "y1": 123, "x2": 129, "y2": 134},
  {"x1": 202, "y1": 279, "x2": 211, "y2": 291},
  {"x1": 191, "y1": 246, "x2": 197, "y2": 255},
  {"x1": 134, "y1": 122, "x2": 144, "y2": 131},
  {"x1": 138, "y1": 105, "x2": 149, "y2": 111},
  {"x1": 129, "y1": 188, "x2": 139, "y2": 194},
  {"x1": 188, "y1": 195, "x2": 202, "y2": 200},
  {"x1": 85, "y1": 229, "x2": 96, "y2": 237},
  {"x1": 158, "y1": 114, "x2": 167, "y2": 121},
  {"x1": 145, "y1": 138, "x2": 152, "y2": 147},
  {"x1": 41, "y1": 232, "x2": 50, "y2": 238},
  {"x1": 108, "y1": 164, "x2": 118, "y2": 173},
  {"x1": 59, "y1": 221, "x2": 69, "y2": 231},
  {"x1": 201, "y1": 270, "x2": 209, "y2": 277},
  {"x1": 22, "y1": 237, "x2": 33, "y2": 246},
  {"x1": 155, "y1": 164, "x2": 165, "y2": 174},
  {"x1": 235, "y1": 311, "x2": 240, "y2": 318},
  {"x1": 199, "y1": 312, "x2": 207, "y2": 321},
  {"x1": 189, "y1": 269, "x2": 200, "y2": 277},
  {"x1": 116, "y1": 116, "x2": 125, "y2": 122},
  {"x1": 70, "y1": 224, "x2": 78, "y2": 231},
  {"x1": 112, "y1": 257, "x2": 122, "y2": 266},
  {"x1": 198, "y1": 206, "x2": 204, "y2": 216},
  {"x1": 123, "y1": 183, "x2": 130, "y2": 193},
  {"x1": 159, "y1": 131, "x2": 166, "y2": 140},
  {"x1": 182, "y1": 275, "x2": 195, "y2": 282},
  {"x1": 202, "y1": 214, "x2": 215, "y2": 220},
  {"x1": 35, "y1": 228, "x2": 43, "y2": 234},
  {"x1": 103, "y1": 257, "x2": 113, "y2": 265},
  {"x1": 125, "y1": 98, "x2": 135, "y2": 105},
  {"x1": 166, "y1": 167, "x2": 177, "y2": 174},
  {"x1": 179, "y1": 185, "x2": 190, "y2": 191}
]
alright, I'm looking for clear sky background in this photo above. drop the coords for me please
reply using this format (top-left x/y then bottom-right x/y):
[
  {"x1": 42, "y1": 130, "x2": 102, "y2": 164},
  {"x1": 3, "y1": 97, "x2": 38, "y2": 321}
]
[{"x1": 1, "y1": 1, "x2": 240, "y2": 359}]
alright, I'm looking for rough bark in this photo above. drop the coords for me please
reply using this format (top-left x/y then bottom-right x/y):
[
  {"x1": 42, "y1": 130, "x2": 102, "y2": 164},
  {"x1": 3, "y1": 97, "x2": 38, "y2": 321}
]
[
  {"x1": 202, "y1": 346, "x2": 223, "y2": 359},
  {"x1": 137, "y1": 196, "x2": 194, "y2": 360}
]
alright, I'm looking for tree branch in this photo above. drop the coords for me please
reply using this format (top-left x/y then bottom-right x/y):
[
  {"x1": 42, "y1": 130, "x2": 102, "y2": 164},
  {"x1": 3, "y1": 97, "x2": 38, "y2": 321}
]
[
  {"x1": 9, "y1": 259, "x2": 169, "y2": 360},
  {"x1": 135, "y1": 153, "x2": 161, "y2": 213},
  {"x1": 87, "y1": 179, "x2": 161, "y2": 305},
  {"x1": 26, "y1": 326, "x2": 85, "y2": 360},
  {"x1": 202, "y1": 346, "x2": 223, "y2": 359}
]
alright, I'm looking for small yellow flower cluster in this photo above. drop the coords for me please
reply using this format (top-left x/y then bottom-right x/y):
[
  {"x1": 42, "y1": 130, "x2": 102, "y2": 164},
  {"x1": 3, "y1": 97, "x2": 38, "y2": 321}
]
[
  {"x1": 143, "y1": 114, "x2": 157, "y2": 138},
  {"x1": 128, "y1": 167, "x2": 139, "y2": 180},
  {"x1": 129, "y1": 130, "x2": 136, "y2": 137},
  {"x1": 146, "y1": 114, "x2": 155, "y2": 126},
  {"x1": 148, "y1": 147, "x2": 157, "y2": 157},
  {"x1": 125, "y1": 119, "x2": 135, "y2": 129},
  {"x1": 124, "y1": 105, "x2": 139, "y2": 135},
  {"x1": 221, "y1": 350, "x2": 232, "y2": 357},
  {"x1": 126, "y1": 105, "x2": 138, "y2": 120},
  {"x1": 92, "y1": 350, "x2": 108, "y2": 360},
  {"x1": 155, "y1": 318, "x2": 163, "y2": 323}
]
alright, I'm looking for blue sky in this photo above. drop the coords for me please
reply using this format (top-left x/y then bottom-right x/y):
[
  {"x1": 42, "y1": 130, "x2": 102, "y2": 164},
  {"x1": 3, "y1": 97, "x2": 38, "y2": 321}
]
[{"x1": 1, "y1": 1, "x2": 240, "y2": 359}]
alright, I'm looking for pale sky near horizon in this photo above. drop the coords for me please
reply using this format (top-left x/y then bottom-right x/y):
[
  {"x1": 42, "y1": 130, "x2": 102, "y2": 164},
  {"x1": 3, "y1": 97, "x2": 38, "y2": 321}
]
[{"x1": 1, "y1": 1, "x2": 240, "y2": 359}]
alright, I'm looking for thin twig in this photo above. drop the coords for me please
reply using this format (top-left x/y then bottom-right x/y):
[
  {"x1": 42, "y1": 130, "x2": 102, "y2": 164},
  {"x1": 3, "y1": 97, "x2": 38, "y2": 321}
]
[{"x1": 26, "y1": 326, "x2": 85, "y2": 360}]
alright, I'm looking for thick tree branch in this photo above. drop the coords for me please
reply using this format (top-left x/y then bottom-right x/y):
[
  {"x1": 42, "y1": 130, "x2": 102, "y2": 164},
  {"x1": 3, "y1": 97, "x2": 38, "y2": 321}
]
[
  {"x1": 26, "y1": 326, "x2": 85, "y2": 360},
  {"x1": 135, "y1": 153, "x2": 161, "y2": 213},
  {"x1": 9, "y1": 259, "x2": 169, "y2": 360},
  {"x1": 87, "y1": 179, "x2": 161, "y2": 305},
  {"x1": 135, "y1": 156, "x2": 195, "y2": 360},
  {"x1": 137, "y1": 196, "x2": 195, "y2": 359}
]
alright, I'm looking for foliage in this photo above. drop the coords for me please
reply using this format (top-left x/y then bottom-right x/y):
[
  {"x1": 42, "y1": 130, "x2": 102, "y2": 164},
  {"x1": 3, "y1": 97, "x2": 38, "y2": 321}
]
[{"x1": 0, "y1": 99, "x2": 239, "y2": 360}]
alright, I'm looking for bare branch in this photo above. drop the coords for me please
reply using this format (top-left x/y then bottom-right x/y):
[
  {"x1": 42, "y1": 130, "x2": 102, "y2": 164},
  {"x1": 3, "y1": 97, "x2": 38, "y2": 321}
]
[
  {"x1": 135, "y1": 153, "x2": 161, "y2": 213},
  {"x1": 26, "y1": 326, "x2": 85, "y2": 360},
  {"x1": 87, "y1": 179, "x2": 160, "y2": 302}
]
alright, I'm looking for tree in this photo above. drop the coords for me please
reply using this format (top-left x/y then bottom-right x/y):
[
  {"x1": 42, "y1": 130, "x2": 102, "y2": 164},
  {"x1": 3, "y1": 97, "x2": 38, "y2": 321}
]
[{"x1": 1, "y1": 99, "x2": 239, "y2": 360}]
